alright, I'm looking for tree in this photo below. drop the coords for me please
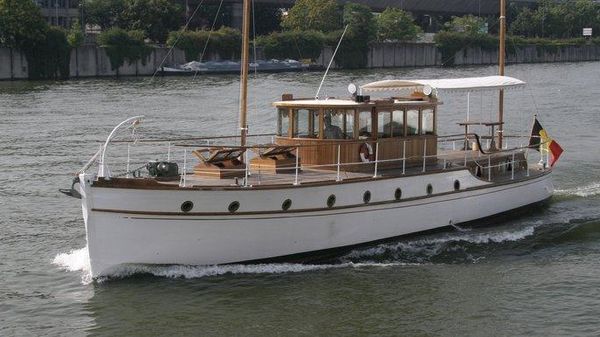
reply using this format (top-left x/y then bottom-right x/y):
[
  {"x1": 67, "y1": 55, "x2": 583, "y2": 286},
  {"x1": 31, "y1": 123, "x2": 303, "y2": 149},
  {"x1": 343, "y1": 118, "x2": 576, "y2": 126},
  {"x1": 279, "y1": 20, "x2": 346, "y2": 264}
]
[
  {"x1": 332, "y1": 2, "x2": 376, "y2": 69},
  {"x1": 376, "y1": 8, "x2": 422, "y2": 42},
  {"x1": 118, "y1": 0, "x2": 183, "y2": 43},
  {"x1": 252, "y1": 4, "x2": 283, "y2": 35},
  {"x1": 444, "y1": 15, "x2": 488, "y2": 36},
  {"x1": 83, "y1": 0, "x2": 125, "y2": 30},
  {"x1": 67, "y1": 20, "x2": 85, "y2": 48},
  {"x1": 281, "y1": 0, "x2": 340, "y2": 32},
  {"x1": 0, "y1": 0, "x2": 47, "y2": 48},
  {"x1": 256, "y1": 30, "x2": 324, "y2": 60},
  {"x1": 97, "y1": 27, "x2": 151, "y2": 73}
]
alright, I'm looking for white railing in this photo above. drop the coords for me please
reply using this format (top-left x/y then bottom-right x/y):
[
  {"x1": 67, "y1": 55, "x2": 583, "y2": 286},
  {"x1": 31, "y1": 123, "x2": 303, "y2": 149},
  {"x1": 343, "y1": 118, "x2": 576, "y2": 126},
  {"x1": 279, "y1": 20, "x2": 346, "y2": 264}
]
[{"x1": 82, "y1": 127, "x2": 545, "y2": 187}]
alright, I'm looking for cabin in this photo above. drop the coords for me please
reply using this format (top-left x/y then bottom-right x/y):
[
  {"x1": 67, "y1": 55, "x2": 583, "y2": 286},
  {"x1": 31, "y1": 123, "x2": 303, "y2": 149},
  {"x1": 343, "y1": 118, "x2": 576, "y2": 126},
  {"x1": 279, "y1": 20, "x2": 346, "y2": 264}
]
[{"x1": 269, "y1": 92, "x2": 439, "y2": 172}]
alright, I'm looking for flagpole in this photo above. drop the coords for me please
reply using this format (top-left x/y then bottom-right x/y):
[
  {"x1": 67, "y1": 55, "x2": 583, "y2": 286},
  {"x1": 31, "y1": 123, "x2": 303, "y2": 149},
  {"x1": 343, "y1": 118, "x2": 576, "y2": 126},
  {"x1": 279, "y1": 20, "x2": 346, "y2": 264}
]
[{"x1": 498, "y1": 0, "x2": 506, "y2": 150}]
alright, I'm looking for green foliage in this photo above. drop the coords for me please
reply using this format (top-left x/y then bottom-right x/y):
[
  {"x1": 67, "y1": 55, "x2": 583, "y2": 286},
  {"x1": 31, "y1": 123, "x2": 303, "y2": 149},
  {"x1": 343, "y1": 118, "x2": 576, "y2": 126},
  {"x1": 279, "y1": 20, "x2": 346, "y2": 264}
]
[
  {"x1": 85, "y1": 0, "x2": 182, "y2": 43},
  {"x1": 167, "y1": 27, "x2": 241, "y2": 62},
  {"x1": 434, "y1": 31, "x2": 496, "y2": 65},
  {"x1": 256, "y1": 30, "x2": 324, "y2": 60},
  {"x1": 0, "y1": 0, "x2": 47, "y2": 48},
  {"x1": 333, "y1": 3, "x2": 376, "y2": 69},
  {"x1": 252, "y1": 4, "x2": 283, "y2": 35},
  {"x1": 281, "y1": 0, "x2": 340, "y2": 32},
  {"x1": 0, "y1": 0, "x2": 71, "y2": 79},
  {"x1": 376, "y1": 8, "x2": 421, "y2": 42},
  {"x1": 510, "y1": 0, "x2": 600, "y2": 38},
  {"x1": 117, "y1": 0, "x2": 183, "y2": 43},
  {"x1": 168, "y1": 30, "x2": 208, "y2": 62},
  {"x1": 444, "y1": 15, "x2": 488, "y2": 35},
  {"x1": 97, "y1": 27, "x2": 151, "y2": 72},
  {"x1": 22, "y1": 27, "x2": 71, "y2": 80},
  {"x1": 83, "y1": 0, "x2": 125, "y2": 30},
  {"x1": 67, "y1": 20, "x2": 85, "y2": 48}
]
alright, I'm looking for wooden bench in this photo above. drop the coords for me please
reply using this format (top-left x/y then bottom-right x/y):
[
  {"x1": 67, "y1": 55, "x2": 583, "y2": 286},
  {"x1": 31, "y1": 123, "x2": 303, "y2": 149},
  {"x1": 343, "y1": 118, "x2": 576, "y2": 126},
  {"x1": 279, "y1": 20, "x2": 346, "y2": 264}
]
[
  {"x1": 250, "y1": 146, "x2": 300, "y2": 174},
  {"x1": 192, "y1": 148, "x2": 246, "y2": 179}
]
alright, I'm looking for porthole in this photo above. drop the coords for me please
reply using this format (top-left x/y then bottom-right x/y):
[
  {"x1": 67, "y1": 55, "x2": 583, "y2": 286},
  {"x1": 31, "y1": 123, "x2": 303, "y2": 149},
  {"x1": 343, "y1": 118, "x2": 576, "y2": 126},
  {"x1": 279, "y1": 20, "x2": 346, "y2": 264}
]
[
  {"x1": 228, "y1": 201, "x2": 240, "y2": 213},
  {"x1": 394, "y1": 188, "x2": 402, "y2": 201},
  {"x1": 454, "y1": 180, "x2": 460, "y2": 191},
  {"x1": 326, "y1": 194, "x2": 336, "y2": 208},
  {"x1": 282, "y1": 199, "x2": 292, "y2": 211},
  {"x1": 181, "y1": 201, "x2": 194, "y2": 213},
  {"x1": 363, "y1": 191, "x2": 371, "y2": 204},
  {"x1": 426, "y1": 184, "x2": 433, "y2": 195}
]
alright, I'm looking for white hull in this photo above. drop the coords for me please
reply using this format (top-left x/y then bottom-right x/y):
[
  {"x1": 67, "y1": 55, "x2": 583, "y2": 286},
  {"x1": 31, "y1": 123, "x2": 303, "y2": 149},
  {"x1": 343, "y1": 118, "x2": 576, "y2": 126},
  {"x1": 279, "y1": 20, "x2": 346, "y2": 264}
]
[{"x1": 79, "y1": 170, "x2": 553, "y2": 277}]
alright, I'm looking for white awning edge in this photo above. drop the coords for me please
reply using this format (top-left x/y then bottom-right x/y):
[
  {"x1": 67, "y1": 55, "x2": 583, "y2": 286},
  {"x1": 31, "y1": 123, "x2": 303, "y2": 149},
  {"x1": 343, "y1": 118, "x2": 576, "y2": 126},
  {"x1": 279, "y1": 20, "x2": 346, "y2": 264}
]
[{"x1": 360, "y1": 76, "x2": 526, "y2": 93}]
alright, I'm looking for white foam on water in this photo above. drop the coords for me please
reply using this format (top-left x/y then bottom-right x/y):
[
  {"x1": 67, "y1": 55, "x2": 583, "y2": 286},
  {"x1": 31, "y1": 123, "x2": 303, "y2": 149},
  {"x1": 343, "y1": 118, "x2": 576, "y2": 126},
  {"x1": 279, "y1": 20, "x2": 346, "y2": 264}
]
[
  {"x1": 52, "y1": 246, "x2": 409, "y2": 283},
  {"x1": 102, "y1": 261, "x2": 410, "y2": 281},
  {"x1": 52, "y1": 247, "x2": 93, "y2": 285},
  {"x1": 346, "y1": 224, "x2": 538, "y2": 259},
  {"x1": 555, "y1": 182, "x2": 600, "y2": 197}
]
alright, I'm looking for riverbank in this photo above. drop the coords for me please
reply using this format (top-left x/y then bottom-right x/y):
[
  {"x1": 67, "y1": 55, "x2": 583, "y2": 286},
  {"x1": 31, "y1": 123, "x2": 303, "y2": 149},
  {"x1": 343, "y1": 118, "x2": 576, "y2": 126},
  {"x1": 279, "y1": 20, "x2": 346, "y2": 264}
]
[{"x1": 2, "y1": 42, "x2": 600, "y2": 80}]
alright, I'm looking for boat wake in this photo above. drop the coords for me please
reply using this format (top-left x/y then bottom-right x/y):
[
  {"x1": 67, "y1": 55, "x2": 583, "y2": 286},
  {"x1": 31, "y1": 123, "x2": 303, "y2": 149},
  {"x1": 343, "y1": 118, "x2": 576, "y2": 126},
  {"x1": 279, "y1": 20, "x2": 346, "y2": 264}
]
[
  {"x1": 555, "y1": 182, "x2": 600, "y2": 198},
  {"x1": 342, "y1": 223, "x2": 539, "y2": 264},
  {"x1": 52, "y1": 247, "x2": 409, "y2": 284}
]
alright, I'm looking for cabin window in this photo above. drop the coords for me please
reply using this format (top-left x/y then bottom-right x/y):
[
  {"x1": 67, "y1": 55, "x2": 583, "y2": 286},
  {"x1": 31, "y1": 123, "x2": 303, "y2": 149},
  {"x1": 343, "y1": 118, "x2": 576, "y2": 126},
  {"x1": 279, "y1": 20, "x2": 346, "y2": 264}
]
[
  {"x1": 378, "y1": 111, "x2": 392, "y2": 138},
  {"x1": 293, "y1": 109, "x2": 318, "y2": 138},
  {"x1": 293, "y1": 109, "x2": 308, "y2": 138},
  {"x1": 344, "y1": 109, "x2": 355, "y2": 139},
  {"x1": 392, "y1": 110, "x2": 405, "y2": 137},
  {"x1": 421, "y1": 109, "x2": 435, "y2": 135},
  {"x1": 277, "y1": 108, "x2": 289, "y2": 136},
  {"x1": 407, "y1": 109, "x2": 419, "y2": 136},
  {"x1": 358, "y1": 110, "x2": 372, "y2": 138},
  {"x1": 324, "y1": 109, "x2": 345, "y2": 139}
]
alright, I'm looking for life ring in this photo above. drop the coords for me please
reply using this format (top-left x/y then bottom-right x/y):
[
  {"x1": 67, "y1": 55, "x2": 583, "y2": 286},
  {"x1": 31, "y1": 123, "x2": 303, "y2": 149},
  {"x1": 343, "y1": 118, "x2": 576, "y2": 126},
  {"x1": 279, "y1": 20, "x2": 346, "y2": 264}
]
[{"x1": 359, "y1": 143, "x2": 374, "y2": 162}]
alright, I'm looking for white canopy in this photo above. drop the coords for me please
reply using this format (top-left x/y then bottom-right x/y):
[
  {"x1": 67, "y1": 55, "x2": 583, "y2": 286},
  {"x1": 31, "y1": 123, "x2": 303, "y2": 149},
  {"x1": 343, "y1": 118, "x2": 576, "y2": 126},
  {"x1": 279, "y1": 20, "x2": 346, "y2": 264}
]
[{"x1": 361, "y1": 75, "x2": 525, "y2": 94}]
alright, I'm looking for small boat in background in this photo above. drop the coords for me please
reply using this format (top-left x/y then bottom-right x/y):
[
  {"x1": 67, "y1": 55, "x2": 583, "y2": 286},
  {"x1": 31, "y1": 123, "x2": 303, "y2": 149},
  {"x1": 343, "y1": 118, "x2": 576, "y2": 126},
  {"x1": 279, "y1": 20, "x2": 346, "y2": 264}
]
[{"x1": 158, "y1": 59, "x2": 320, "y2": 76}]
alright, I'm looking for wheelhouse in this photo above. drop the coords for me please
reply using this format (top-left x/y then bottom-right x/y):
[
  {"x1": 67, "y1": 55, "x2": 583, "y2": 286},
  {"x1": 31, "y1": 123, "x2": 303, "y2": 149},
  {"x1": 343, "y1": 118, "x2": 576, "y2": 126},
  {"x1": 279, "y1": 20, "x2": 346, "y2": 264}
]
[{"x1": 272, "y1": 93, "x2": 439, "y2": 171}]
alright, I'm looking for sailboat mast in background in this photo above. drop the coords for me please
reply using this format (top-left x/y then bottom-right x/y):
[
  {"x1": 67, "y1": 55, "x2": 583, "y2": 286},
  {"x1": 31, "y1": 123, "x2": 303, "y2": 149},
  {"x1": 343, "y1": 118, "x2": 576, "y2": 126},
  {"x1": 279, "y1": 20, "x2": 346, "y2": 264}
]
[
  {"x1": 238, "y1": 0, "x2": 251, "y2": 146},
  {"x1": 498, "y1": 0, "x2": 506, "y2": 149}
]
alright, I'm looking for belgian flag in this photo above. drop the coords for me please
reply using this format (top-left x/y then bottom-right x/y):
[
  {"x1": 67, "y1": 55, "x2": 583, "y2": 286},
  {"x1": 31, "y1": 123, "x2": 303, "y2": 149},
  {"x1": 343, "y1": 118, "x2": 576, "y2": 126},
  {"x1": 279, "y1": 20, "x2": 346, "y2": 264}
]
[{"x1": 529, "y1": 118, "x2": 563, "y2": 167}]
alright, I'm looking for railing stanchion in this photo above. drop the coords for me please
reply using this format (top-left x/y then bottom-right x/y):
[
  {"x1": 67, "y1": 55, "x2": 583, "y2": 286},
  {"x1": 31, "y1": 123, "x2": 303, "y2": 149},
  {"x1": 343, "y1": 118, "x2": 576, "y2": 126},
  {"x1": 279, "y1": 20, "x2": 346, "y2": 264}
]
[
  {"x1": 244, "y1": 150, "x2": 249, "y2": 187},
  {"x1": 126, "y1": 144, "x2": 131, "y2": 178},
  {"x1": 464, "y1": 147, "x2": 467, "y2": 167},
  {"x1": 453, "y1": 140, "x2": 456, "y2": 151},
  {"x1": 373, "y1": 142, "x2": 379, "y2": 178},
  {"x1": 488, "y1": 155, "x2": 491, "y2": 181},
  {"x1": 511, "y1": 152, "x2": 515, "y2": 180},
  {"x1": 180, "y1": 149, "x2": 187, "y2": 187},
  {"x1": 526, "y1": 148, "x2": 530, "y2": 177},
  {"x1": 402, "y1": 141, "x2": 406, "y2": 175},
  {"x1": 422, "y1": 139, "x2": 427, "y2": 173},
  {"x1": 336, "y1": 144, "x2": 341, "y2": 182},
  {"x1": 293, "y1": 147, "x2": 300, "y2": 185}
]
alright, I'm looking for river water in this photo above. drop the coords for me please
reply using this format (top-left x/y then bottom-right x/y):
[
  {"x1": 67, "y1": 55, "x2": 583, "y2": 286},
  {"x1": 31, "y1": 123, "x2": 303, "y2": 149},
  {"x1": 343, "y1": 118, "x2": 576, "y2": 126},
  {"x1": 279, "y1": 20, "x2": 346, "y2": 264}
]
[{"x1": 1, "y1": 62, "x2": 599, "y2": 336}]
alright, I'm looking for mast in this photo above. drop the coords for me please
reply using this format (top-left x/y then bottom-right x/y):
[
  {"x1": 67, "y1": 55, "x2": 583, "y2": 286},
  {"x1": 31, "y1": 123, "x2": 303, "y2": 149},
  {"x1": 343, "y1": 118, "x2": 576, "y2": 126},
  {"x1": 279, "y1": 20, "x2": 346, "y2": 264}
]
[
  {"x1": 238, "y1": 0, "x2": 251, "y2": 146},
  {"x1": 498, "y1": 0, "x2": 506, "y2": 149}
]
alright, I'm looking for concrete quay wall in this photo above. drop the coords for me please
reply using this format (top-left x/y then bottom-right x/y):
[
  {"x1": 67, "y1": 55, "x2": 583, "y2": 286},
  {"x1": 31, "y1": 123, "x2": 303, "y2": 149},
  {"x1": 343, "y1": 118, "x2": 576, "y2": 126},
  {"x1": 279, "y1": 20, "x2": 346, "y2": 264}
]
[{"x1": 1, "y1": 43, "x2": 600, "y2": 80}]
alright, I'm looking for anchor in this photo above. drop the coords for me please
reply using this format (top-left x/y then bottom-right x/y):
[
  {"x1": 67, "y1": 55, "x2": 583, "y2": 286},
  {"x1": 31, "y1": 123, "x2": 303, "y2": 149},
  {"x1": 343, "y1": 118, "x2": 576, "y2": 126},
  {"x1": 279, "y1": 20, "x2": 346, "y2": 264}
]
[{"x1": 59, "y1": 176, "x2": 82, "y2": 199}]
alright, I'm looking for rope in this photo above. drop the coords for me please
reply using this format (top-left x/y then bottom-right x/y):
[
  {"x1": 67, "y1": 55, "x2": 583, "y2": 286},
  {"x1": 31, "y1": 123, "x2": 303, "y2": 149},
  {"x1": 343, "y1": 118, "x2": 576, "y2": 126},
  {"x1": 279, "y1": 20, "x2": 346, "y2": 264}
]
[
  {"x1": 192, "y1": 0, "x2": 225, "y2": 81},
  {"x1": 151, "y1": 0, "x2": 206, "y2": 80}
]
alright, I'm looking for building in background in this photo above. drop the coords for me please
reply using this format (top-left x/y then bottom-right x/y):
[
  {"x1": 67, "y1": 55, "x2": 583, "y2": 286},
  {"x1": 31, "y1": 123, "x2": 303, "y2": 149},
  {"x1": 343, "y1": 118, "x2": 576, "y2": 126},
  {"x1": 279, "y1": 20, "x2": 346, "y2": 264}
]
[{"x1": 34, "y1": 0, "x2": 82, "y2": 28}]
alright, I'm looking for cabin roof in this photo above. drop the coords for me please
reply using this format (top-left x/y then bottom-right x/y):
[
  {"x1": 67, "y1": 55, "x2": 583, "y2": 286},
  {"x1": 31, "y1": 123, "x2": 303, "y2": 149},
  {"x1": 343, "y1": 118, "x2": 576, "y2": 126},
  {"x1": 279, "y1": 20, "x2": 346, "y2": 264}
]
[
  {"x1": 273, "y1": 99, "x2": 364, "y2": 107},
  {"x1": 361, "y1": 76, "x2": 526, "y2": 93},
  {"x1": 272, "y1": 98, "x2": 432, "y2": 108}
]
